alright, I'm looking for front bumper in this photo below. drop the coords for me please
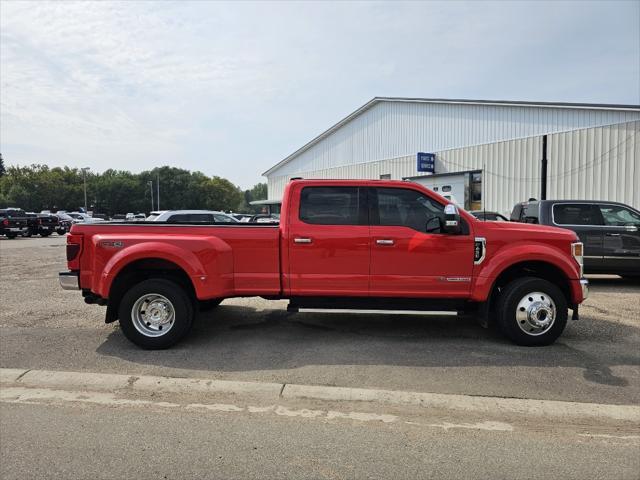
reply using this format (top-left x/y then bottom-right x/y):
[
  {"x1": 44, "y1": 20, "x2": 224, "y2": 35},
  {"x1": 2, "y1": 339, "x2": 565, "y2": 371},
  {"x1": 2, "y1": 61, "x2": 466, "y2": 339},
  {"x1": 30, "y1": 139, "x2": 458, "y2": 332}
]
[
  {"x1": 59, "y1": 271, "x2": 80, "y2": 290},
  {"x1": 580, "y1": 278, "x2": 589, "y2": 301}
]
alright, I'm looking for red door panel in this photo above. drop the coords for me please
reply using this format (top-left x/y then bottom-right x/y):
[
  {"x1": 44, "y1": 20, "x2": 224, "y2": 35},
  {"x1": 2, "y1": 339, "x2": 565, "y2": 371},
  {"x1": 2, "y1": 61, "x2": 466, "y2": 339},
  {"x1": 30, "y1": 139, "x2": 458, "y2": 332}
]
[
  {"x1": 287, "y1": 185, "x2": 370, "y2": 296},
  {"x1": 370, "y1": 226, "x2": 473, "y2": 297},
  {"x1": 288, "y1": 225, "x2": 370, "y2": 295},
  {"x1": 369, "y1": 186, "x2": 474, "y2": 298}
]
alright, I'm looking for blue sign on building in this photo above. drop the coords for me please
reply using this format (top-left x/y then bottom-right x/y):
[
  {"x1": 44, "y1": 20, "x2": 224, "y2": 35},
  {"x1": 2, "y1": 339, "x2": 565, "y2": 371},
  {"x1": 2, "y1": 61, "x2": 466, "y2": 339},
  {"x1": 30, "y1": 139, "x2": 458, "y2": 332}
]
[{"x1": 417, "y1": 152, "x2": 435, "y2": 173}]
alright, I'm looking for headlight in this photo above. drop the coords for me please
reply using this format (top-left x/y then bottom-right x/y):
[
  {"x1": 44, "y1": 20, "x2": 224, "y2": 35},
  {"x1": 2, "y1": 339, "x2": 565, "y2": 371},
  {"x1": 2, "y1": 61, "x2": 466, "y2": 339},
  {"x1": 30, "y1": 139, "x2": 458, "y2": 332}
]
[{"x1": 571, "y1": 242, "x2": 584, "y2": 276}]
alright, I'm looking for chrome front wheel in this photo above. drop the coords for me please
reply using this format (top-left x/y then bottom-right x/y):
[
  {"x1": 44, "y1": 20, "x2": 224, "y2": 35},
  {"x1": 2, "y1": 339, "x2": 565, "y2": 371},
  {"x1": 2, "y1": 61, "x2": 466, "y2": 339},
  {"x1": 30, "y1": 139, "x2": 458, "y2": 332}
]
[
  {"x1": 515, "y1": 292, "x2": 556, "y2": 336},
  {"x1": 497, "y1": 277, "x2": 568, "y2": 346}
]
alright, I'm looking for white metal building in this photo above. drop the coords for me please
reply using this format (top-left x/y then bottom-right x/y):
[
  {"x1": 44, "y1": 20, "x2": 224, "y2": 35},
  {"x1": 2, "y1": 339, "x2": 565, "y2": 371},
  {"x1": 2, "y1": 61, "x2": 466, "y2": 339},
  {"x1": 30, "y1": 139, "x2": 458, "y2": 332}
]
[{"x1": 263, "y1": 98, "x2": 640, "y2": 214}]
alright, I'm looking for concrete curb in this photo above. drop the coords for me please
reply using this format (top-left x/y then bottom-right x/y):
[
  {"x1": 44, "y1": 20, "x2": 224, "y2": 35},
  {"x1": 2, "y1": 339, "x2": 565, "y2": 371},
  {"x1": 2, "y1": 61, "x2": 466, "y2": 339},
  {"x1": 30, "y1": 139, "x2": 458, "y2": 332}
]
[
  {"x1": 281, "y1": 384, "x2": 640, "y2": 422},
  {"x1": 19, "y1": 370, "x2": 133, "y2": 391},
  {"x1": 133, "y1": 375, "x2": 283, "y2": 397},
  {"x1": 2, "y1": 368, "x2": 639, "y2": 422},
  {"x1": 0, "y1": 368, "x2": 29, "y2": 384}
]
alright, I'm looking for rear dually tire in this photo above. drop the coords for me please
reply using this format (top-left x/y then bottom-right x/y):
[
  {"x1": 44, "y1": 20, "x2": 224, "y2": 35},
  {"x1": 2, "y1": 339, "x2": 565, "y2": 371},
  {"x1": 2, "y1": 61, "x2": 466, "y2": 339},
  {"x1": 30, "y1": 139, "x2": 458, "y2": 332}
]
[{"x1": 118, "y1": 278, "x2": 194, "y2": 349}]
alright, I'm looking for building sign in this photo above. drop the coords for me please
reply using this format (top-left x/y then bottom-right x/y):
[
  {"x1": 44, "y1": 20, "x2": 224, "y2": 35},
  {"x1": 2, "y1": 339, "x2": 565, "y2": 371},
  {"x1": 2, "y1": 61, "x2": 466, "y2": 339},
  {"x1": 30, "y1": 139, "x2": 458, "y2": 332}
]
[{"x1": 417, "y1": 152, "x2": 435, "y2": 173}]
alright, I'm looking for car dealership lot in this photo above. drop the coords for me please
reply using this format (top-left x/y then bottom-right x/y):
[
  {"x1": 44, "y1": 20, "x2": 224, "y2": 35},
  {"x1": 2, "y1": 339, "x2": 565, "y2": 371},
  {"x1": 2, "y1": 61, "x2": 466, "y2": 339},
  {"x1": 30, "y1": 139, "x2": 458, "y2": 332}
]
[{"x1": 1, "y1": 235, "x2": 639, "y2": 479}]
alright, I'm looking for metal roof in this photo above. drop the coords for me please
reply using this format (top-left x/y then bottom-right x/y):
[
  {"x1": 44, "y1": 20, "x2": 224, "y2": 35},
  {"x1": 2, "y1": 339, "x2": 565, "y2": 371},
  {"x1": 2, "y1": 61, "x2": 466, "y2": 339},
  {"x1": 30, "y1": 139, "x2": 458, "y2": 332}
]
[{"x1": 263, "y1": 97, "x2": 640, "y2": 176}]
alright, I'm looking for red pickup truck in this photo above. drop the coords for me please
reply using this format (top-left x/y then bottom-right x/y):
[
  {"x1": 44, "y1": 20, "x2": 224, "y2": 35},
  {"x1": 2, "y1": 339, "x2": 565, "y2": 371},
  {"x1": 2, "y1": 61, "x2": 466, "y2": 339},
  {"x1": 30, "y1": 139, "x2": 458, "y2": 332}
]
[{"x1": 60, "y1": 179, "x2": 588, "y2": 349}]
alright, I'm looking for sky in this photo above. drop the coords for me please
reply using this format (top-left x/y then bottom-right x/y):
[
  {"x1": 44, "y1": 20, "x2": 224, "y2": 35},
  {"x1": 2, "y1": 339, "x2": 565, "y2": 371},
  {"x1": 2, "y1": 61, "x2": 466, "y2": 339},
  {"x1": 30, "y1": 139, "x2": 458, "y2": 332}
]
[{"x1": 1, "y1": 1, "x2": 639, "y2": 189}]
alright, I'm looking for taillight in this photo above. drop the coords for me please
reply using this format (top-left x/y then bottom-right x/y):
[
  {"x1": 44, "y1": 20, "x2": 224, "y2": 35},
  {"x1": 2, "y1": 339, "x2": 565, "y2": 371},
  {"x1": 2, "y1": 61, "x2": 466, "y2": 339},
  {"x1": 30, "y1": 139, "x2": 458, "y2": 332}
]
[
  {"x1": 2, "y1": 219, "x2": 7, "y2": 226},
  {"x1": 66, "y1": 243, "x2": 81, "y2": 261},
  {"x1": 38, "y1": 218, "x2": 42, "y2": 225}
]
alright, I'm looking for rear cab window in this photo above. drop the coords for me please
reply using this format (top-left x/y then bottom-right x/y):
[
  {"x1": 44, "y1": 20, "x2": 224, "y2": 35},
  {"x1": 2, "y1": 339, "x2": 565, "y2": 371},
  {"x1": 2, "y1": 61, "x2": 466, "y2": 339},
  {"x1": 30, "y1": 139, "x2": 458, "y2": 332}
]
[
  {"x1": 299, "y1": 187, "x2": 366, "y2": 225},
  {"x1": 552, "y1": 204, "x2": 604, "y2": 226},
  {"x1": 521, "y1": 204, "x2": 539, "y2": 223}
]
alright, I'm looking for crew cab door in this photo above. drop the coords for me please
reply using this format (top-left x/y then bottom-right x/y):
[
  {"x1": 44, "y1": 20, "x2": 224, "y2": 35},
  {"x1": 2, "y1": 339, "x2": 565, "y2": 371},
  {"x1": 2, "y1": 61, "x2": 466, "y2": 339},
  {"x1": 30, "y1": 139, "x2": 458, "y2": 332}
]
[
  {"x1": 287, "y1": 186, "x2": 370, "y2": 296},
  {"x1": 597, "y1": 203, "x2": 640, "y2": 274},
  {"x1": 369, "y1": 187, "x2": 474, "y2": 297}
]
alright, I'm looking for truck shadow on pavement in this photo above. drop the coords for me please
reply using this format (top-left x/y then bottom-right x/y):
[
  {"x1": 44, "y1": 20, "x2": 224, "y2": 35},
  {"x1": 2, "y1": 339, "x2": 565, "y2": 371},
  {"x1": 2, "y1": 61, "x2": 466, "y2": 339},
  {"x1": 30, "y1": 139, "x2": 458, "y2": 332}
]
[{"x1": 95, "y1": 303, "x2": 640, "y2": 394}]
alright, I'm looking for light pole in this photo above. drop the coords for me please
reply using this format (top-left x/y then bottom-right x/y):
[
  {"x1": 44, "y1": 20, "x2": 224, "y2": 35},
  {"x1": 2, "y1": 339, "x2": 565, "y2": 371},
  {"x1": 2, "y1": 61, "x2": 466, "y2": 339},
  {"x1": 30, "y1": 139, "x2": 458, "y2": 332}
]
[
  {"x1": 81, "y1": 167, "x2": 90, "y2": 213},
  {"x1": 157, "y1": 171, "x2": 160, "y2": 210},
  {"x1": 148, "y1": 181, "x2": 154, "y2": 212}
]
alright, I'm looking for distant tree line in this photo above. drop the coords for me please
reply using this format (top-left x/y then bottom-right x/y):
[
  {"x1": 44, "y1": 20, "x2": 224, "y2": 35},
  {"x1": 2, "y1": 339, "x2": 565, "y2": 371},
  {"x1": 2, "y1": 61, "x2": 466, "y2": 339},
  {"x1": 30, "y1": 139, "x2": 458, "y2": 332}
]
[{"x1": 0, "y1": 161, "x2": 268, "y2": 215}]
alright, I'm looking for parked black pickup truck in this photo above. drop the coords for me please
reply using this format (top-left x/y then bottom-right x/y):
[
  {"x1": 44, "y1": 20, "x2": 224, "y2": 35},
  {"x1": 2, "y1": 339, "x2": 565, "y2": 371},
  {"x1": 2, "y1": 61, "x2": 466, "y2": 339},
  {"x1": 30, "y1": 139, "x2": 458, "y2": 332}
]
[
  {"x1": 0, "y1": 209, "x2": 29, "y2": 239},
  {"x1": 23, "y1": 212, "x2": 60, "y2": 237},
  {"x1": 511, "y1": 200, "x2": 640, "y2": 278},
  {"x1": 36, "y1": 213, "x2": 59, "y2": 237}
]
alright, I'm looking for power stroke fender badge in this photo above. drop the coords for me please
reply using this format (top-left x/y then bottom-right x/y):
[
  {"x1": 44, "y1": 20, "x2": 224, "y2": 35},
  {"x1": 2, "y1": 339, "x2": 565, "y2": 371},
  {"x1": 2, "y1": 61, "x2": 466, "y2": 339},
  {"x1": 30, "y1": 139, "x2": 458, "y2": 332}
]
[
  {"x1": 439, "y1": 277, "x2": 472, "y2": 282},
  {"x1": 100, "y1": 241, "x2": 124, "y2": 248}
]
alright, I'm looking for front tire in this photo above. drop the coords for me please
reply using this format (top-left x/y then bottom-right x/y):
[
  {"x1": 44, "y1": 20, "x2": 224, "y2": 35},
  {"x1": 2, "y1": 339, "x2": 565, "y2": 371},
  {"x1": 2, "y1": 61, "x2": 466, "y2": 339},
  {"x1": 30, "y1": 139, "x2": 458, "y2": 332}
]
[
  {"x1": 496, "y1": 276, "x2": 568, "y2": 346},
  {"x1": 5, "y1": 233, "x2": 17, "y2": 239},
  {"x1": 118, "y1": 278, "x2": 194, "y2": 349}
]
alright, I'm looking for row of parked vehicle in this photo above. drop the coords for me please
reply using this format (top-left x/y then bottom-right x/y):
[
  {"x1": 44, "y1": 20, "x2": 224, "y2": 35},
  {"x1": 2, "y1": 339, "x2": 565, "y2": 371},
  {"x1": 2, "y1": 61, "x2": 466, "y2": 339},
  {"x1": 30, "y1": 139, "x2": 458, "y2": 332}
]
[
  {"x1": 0, "y1": 207, "x2": 282, "y2": 239},
  {"x1": 469, "y1": 199, "x2": 640, "y2": 278},
  {"x1": 0, "y1": 209, "x2": 71, "y2": 239}
]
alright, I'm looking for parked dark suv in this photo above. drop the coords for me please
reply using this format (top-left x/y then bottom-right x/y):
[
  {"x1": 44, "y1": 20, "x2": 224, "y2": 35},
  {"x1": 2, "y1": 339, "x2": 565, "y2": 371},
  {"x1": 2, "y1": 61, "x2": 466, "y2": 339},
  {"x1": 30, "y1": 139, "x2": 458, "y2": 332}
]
[{"x1": 511, "y1": 200, "x2": 640, "y2": 278}]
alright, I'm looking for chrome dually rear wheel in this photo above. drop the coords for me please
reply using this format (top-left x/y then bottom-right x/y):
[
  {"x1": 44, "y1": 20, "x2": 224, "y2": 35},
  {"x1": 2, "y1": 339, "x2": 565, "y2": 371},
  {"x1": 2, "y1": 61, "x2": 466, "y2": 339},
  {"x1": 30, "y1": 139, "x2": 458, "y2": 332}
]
[
  {"x1": 131, "y1": 293, "x2": 175, "y2": 337},
  {"x1": 118, "y1": 278, "x2": 194, "y2": 349}
]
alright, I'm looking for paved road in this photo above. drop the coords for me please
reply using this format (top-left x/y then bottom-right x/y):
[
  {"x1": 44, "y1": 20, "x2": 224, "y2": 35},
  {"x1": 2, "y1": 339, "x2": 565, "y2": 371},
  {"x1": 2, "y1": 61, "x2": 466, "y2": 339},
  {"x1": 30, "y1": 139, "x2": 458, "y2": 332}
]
[{"x1": 2, "y1": 389, "x2": 639, "y2": 480}]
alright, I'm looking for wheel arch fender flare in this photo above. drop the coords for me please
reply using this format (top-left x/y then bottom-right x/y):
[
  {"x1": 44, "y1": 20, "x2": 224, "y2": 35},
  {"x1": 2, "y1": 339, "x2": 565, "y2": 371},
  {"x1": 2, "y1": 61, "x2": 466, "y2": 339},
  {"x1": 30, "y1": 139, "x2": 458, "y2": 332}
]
[
  {"x1": 472, "y1": 243, "x2": 579, "y2": 303},
  {"x1": 97, "y1": 238, "x2": 233, "y2": 300}
]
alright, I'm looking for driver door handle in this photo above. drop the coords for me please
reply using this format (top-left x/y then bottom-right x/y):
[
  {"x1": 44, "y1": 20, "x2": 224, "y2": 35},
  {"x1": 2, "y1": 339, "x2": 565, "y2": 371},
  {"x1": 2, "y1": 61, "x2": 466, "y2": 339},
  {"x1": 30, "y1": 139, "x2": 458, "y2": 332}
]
[
  {"x1": 376, "y1": 239, "x2": 395, "y2": 245},
  {"x1": 294, "y1": 237, "x2": 312, "y2": 244}
]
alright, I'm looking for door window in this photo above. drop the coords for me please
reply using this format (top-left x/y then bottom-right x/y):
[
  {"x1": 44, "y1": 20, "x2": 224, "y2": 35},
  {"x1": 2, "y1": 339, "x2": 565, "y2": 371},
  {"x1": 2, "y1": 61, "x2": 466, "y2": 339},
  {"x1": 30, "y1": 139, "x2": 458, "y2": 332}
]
[
  {"x1": 299, "y1": 187, "x2": 364, "y2": 225},
  {"x1": 598, "y1": 205, "x2": 640, "y2": 226},
  {"x1": 374, "y1": 188, "x2": 444, "y2": 232},
  {"x1": 553, "y1": 204, "x2": 604, "y2": 226}
]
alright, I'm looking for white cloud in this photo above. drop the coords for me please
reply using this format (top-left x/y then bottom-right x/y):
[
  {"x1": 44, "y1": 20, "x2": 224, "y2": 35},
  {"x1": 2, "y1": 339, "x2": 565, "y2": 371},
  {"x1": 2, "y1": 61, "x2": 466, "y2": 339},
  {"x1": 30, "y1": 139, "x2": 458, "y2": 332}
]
[{"x1": 1, "y1": 1, "x2": 638, "y2": 187}]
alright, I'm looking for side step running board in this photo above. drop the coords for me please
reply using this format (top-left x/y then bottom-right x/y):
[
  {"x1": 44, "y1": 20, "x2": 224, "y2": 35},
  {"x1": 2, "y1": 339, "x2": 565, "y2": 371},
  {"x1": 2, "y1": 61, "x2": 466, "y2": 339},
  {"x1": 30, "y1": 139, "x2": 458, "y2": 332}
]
[{"x1": 287, "y1": 296, "x2": 468, "y2": 314}]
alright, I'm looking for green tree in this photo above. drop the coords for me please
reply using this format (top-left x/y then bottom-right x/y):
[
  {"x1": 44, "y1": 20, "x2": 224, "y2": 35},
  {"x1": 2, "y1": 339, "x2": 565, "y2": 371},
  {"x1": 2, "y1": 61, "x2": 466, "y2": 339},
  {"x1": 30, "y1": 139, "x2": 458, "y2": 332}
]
[
  {"x1": 0, "y1": 163, "x2": 255, "y2": 215},
  {"x1": 240, "y1": 182, "x2": 268, "y2": 212},
  {"x1": 0, "y1": 153, "x2": 6, "y2": 177}
]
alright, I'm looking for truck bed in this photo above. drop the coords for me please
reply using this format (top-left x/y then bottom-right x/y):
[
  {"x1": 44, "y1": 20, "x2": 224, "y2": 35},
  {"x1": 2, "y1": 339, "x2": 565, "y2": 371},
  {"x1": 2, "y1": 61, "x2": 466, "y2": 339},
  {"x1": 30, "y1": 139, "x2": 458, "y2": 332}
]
[{"x1": 70, "y1": 222, "x2": 282, "y2": 299}]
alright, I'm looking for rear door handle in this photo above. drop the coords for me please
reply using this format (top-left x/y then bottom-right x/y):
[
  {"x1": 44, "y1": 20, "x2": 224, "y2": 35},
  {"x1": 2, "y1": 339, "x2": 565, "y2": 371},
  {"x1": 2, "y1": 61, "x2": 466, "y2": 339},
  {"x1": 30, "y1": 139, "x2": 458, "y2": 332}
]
[
  {"x1": 294, "y1": 237, "x2": 312, "y2": 244},
  {"x1": 606, "y1": 233, "x2": 621, "y2": 237},
  {"x1": 376, "y1": 239, "x2": 395, "y2": 245}
]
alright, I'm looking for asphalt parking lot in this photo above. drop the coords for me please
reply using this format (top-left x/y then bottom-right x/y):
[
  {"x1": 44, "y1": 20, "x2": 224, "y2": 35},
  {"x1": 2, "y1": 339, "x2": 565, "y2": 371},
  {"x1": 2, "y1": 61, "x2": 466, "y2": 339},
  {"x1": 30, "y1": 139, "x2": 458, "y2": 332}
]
[
  {"x1": 1, "y1": 235, "x2": 639, "y2": 479},
  {"x1": 1, "y1": 234, "x2": 639, "y2": 404}
]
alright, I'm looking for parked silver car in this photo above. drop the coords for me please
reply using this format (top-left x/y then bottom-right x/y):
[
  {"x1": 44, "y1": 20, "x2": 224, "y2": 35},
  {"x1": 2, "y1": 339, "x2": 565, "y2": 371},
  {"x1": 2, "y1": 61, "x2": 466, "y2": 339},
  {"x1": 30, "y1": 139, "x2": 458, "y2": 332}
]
[{"x1": 148, "y1": 210, "x2": 239, "y2": 223}]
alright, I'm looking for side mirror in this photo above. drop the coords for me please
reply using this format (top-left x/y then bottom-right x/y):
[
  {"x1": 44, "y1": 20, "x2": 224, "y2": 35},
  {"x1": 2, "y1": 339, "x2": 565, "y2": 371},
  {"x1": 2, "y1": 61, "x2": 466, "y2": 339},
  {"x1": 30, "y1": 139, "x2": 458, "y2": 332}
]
[{"x1": 443, "y1": 204, "x2": 461, "y2": 234}]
